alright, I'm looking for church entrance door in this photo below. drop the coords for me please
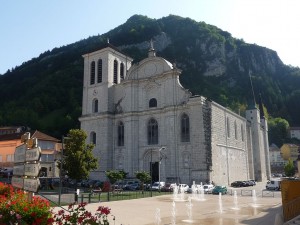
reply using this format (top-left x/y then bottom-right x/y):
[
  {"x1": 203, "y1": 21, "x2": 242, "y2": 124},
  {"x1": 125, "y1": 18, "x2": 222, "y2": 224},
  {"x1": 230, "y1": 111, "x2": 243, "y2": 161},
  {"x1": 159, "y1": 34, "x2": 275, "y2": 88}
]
[{"x1": 150, "y1": 162, "x2": 159, "y2": 182}]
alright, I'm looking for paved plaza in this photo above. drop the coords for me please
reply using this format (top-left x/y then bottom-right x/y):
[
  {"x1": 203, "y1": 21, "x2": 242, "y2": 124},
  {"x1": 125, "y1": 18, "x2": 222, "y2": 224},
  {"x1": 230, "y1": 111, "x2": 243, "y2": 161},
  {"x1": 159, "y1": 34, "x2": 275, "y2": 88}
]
[{"x1": 52, "y1": 183, "x2": 284, "y2": 225}]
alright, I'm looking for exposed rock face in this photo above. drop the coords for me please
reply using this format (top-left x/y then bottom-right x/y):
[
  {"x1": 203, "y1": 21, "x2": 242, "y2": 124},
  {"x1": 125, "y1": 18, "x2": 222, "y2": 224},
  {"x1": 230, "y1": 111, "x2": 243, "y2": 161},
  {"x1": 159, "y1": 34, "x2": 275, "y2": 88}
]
[
  {"x1": 120, "y1": 32, "x2": 172, "y2": 52},
  {"x1": 120, "y1": 30, "x2": 283, "y2": 78}
]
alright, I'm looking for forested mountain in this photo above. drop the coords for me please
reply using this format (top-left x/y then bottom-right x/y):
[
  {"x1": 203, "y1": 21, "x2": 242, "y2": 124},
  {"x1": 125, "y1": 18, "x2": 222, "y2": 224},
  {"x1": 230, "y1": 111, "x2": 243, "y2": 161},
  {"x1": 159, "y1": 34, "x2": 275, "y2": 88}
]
[{"x1": 0, "y1": 14, "x2": 300, "y2": 140}]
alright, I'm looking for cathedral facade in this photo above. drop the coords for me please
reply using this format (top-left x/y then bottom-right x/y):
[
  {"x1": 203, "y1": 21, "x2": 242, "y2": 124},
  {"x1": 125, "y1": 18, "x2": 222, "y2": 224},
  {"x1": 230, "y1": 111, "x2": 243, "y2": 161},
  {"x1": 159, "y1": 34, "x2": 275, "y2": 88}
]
[{"x1": 79, "y1": 43, "x2": 271, "y2": 185}]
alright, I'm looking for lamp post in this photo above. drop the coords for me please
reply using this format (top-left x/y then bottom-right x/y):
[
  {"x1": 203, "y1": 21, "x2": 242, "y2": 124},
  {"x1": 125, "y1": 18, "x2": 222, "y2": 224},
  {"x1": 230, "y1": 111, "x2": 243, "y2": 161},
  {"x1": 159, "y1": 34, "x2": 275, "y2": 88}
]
[
  {"x1": 158, "y1": 147, "x2": 166, "y2": 192},
  {"x1": 150, "y1": 149, "x2": 153, "y2": 197},
  {"x1": 58, "y1": 136, "x2": 69, "y2": 206}
]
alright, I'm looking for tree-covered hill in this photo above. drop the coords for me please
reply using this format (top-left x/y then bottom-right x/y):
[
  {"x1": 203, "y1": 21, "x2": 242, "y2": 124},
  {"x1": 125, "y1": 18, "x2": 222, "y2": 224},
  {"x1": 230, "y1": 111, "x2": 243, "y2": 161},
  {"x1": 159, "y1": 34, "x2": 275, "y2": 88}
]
[{"x1": 0, "y1": 14, "x2": 300, "y2": 139}]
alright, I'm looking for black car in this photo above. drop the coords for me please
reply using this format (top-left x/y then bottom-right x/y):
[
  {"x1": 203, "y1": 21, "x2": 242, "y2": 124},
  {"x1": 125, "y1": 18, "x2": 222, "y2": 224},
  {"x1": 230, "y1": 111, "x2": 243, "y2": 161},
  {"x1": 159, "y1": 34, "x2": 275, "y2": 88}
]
[{"x1": 231, "y1": 181, "x2": 246, "y2": 187}]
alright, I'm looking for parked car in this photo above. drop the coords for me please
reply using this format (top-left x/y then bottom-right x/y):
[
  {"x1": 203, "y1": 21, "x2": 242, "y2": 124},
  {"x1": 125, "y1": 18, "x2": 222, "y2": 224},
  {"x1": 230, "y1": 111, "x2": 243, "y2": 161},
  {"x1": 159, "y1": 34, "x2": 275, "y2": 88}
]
[
  {"x1": 0, "y1": 168, "x2": 13, "y2": 177},
  {"x1": 248, "y1": 180, "x2": 256, "y2": 186},
  {"x1": 178, "y1": 184, "x2": 189, "y2": 192},
  {"x1": 266, "y1": 179, "x2": 281, "y2": 191},
  {"x1": 161, "y1": 183, "x2": 176, "y2": 192},
  {"x1": 212, "y1": 186, "x2": 227, "y2": 195},
  {"x1": 123, "y1": 181, "x2": 140, "y2": 190},
  {"x1": 150, "y1": 182, "x2": 165, "y2": 191},
  {"x1": 231, "y1": 181, "x2": 247, "y2": 187},
  {"x1": 203, "y1": 184, "x2": 214, "y2": 193},
  {"x1": 128, "y1": 182, "x2": 141, "y2": 190}
]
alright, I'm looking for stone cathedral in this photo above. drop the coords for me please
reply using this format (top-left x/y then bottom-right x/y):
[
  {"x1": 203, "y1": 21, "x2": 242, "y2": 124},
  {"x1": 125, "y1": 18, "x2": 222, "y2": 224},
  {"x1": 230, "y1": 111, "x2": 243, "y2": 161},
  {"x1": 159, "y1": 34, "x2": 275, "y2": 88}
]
[{"x1": 79, "y1": 42, "x2": 271, "y2": 185}]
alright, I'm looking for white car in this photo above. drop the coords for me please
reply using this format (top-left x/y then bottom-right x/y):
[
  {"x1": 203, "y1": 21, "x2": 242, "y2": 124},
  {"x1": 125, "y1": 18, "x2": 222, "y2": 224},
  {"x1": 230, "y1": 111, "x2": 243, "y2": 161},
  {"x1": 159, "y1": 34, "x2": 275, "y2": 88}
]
[
  {"x1": 203, "y1": 184, "x2": 214, "y2": 193},
  {"x1": 150, "y1": 182, "x2": 165, "y2": 191},
  {"x1": 178, "y1": 184, "x2": 189, "y2": 192}
]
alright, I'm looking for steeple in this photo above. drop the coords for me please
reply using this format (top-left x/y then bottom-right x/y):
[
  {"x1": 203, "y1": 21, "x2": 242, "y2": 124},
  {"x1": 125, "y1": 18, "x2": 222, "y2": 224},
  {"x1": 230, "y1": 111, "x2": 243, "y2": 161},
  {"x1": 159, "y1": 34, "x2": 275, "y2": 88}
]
[{"x1": 148, "y1": 39, "x2": 156, "y2": 57}]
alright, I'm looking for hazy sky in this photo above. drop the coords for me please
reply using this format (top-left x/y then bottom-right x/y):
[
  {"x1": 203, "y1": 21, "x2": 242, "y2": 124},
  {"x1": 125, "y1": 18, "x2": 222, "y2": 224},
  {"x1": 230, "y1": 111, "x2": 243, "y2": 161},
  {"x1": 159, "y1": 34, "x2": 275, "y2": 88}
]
[{"x1": 1, "y1": 0, "x2": 300, "y2": 74}]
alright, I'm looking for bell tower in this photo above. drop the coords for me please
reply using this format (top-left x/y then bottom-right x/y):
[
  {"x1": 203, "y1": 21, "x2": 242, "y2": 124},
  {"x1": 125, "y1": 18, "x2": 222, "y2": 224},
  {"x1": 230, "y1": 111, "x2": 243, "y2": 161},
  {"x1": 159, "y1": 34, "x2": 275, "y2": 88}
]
[{"x1": 81, "y1": 42, "x2": 133, "y2": 116}]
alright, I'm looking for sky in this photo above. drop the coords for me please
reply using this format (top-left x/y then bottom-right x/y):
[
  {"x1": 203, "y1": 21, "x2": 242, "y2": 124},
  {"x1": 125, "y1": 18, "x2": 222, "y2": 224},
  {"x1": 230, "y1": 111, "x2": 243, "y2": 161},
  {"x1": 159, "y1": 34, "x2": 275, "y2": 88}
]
[{"x1": 1, "y1": 0, "x2": 300, "y2": 74}]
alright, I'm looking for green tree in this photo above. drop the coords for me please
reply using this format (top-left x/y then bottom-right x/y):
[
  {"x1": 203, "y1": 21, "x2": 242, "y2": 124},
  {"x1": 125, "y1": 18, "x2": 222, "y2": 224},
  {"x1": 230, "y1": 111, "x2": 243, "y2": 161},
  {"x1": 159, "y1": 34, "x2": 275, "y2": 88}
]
[
  {"x1": 284, "y1": 158, "x2": 295, "y2": 177},
  {"x1": 105, "y1": 170, "x2": 126, "y2": 190},
  {"x1": 135, "y1": 171, "x2": 151, "y2": 193},
  {"x1": 268, "y1": 117, "x2": 290, "y2": 147},
  {"x1": 62, "y1": 129, "x2": 98, "y2": 188}
]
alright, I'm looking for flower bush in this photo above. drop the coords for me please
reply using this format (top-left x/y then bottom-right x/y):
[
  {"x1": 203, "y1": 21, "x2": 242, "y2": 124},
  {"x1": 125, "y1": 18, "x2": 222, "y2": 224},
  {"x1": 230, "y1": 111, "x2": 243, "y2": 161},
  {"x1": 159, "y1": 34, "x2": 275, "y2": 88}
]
[
  {"x1": 0, "y1": 182, "x2": 111, "y2": 225},
  {"x1": 0, "y1": 182, "x2": 53, "y2": 224},
  {"x1": 53, "y1": 202, "x2": 110, "y2": 225}
]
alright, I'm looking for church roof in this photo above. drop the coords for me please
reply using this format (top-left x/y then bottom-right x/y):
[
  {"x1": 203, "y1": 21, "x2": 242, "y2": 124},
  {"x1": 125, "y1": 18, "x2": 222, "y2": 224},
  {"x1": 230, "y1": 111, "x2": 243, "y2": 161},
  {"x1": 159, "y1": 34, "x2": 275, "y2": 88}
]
[{"x1": 83, "y1": 41, "x2": 132, "y2": 59}]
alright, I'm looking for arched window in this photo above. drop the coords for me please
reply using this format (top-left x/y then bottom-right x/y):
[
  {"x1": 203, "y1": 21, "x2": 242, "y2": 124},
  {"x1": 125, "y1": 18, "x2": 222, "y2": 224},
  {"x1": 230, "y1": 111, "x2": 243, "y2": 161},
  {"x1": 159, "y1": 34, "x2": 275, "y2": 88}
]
[
  {"x1": 241, "y1": 124, "x2": 245, "y2": 142},
  {"x1": 90, "y1": 132, "x2": 96, "y2": 145},
  {"x1": 97, "y1": 59, "x2": 102, "y2": 83},
  {"x1": 149, "y1": 98, "x2": 157, "y2": 108},
  {"x1": 90, "y1": 61, "x2": 95, "y2": 85},
  {"x1": 181, "y1": 114, "x2": 190, "y2": 142},
  {"x1": 118, "y1": 121, "x2": 124, "y2": 146},
  {"x1": 120, "y1": 63, "x2": 124, "y2": 80},
  {"x1": 113, "y1": 60, "x2": 118, "y2": 84},
  {"x1": 234, "y1": 121, "x2": 237, "y2": 140},
  {"x1": 148, "y1": 118, "x2": 158, "y2": 145},
  {"x1": 227, "y1": 117, "x2": 230, "y2": 138},
  {"x1": 93, "y1": 99, "x2": 98, "y2": 113}
]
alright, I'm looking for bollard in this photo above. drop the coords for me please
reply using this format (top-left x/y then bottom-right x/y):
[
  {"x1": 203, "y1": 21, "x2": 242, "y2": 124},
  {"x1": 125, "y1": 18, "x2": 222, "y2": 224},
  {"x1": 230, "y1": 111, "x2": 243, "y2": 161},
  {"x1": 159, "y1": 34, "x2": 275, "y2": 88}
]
[
  {"x1": 74, "y1": 192, "x2": 78, "y2": 203},
  {"x1": 88, "y1": 193, "x2": 91, "y2": 203},
  {"x1": 75, "y1": 189, "x2": 80, "y2": 204}
]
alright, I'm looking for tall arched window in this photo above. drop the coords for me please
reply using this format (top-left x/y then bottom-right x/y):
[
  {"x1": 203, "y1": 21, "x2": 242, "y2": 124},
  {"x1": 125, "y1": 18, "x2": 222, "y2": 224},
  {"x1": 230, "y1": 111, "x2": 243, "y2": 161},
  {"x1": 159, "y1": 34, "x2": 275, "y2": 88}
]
[
  {"x1": 90, "y1": 132, "x2": 96, "y2": 145},
  {"x1": 241, "y1": 124, "x2": 245, "y2": 142},
  {"x1": 149, "y1": 98, "x2": 157, "y2": 108},
  {"x1": 227, "y1": 117, "x2": 231, "y2": 138},
  {"x1": 117, "y1": 121, "x2": 124, "y2": 146},
  {"x1": 148, "y1": 118, "x2": 158, "y2": 145},
  {"x1": 93, "y1": 99, "x2": 98, "y2": 113},
  {"x1": 90, "y1": 61, "x2": 95, "y2": 85},
  {"x1": 181, "y1": 114, "x2": 190, "y2": 142},
  {"x1": 120, "y1": 63, "x2": 124, "y2": 80},
  {"x1": 113, "y1": 60, "x2": 118, "y2": 84},
  {"x1": 234, "y1": 121, "x2": 238, "y2": 139},
  {"x1": 97, "y1": 59, "x2": 102, "y2": 83}
]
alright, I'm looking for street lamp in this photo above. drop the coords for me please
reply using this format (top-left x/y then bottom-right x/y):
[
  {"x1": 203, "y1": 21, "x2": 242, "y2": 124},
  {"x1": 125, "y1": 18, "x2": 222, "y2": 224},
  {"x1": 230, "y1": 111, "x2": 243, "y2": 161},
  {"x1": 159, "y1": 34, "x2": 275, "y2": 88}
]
[
  {"x1": 158, "y1": 147, "x2": 166, "y2": 192},
  {"x1": 150, "y1": 149, "x2": 153, "y2": 197},
  {"x1": 58, "y1": 136, "x2": 69, "y2": 206}
]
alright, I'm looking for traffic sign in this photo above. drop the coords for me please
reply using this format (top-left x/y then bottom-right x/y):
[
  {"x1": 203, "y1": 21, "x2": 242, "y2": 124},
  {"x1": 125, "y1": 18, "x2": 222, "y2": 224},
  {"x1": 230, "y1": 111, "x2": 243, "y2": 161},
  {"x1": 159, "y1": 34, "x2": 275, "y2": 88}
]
[
  {"x1": 12, "y1": 177, "x2": 24, "y2": 189},
  {"x1": 13, "y1": 164, "x2": 25, "y2": 176},
  {"x1": 24, "y1": 178, "x2": 40, "y2": 192},
  {"x1": 26, "y1": 138, "x2": 38, "y2": 148},
  {"x1": 24, "y1": 163, "x2": 41, "y2": 177},
  {"x1": 21, "y1": 132, "x2": 30, "y2": 143},
  {"x1": 26, "y1": 147, "x2": 41, "y2": 162},
  {"x1": 14, "y1": 144, "x2": 27, "y2": 163}
]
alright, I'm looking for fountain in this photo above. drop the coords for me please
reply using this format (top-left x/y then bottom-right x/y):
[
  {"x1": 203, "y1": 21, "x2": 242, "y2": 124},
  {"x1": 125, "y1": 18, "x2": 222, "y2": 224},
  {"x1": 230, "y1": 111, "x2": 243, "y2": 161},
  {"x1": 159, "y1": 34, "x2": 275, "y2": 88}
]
[
  {"x1": 172, "y1": 184, "x2": 186, "y2": 201},
  {"x1": 231, "y1": 190, "x2": 240, "y2": 210},
  {"x1": 172, "y1": 185, "x2": 179, "y2": 200},
  {"x1": 182, "y1": 197, "x2": 194, "y2": 223},
  {"x1": 155, "y1": 208, "x2": 161, "y2": 225},
  {"x1": 218, "y1": 193, "x2": 223, "y2": 214},
  {"x1": 194, "y1": 185, "x2": 206, "y2": 201},
  {"x1": 171, "y1": 201, "x2": 176, "y2": 225},
  {"x1": 252, "y1": 189, "x2": 259, "y2": 207},
  {"x1": 179, "y1": 185, "x2": 185, "y2": 201}
]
